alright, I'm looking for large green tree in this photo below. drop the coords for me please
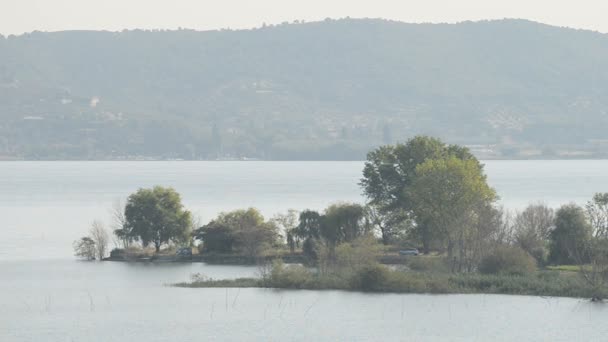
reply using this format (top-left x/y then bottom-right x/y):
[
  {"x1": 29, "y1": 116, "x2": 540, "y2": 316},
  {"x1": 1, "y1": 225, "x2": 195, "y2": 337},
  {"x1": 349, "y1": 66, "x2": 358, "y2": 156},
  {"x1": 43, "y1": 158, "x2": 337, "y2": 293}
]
[
  {"x1": 195, "y1": 208, "x2": 278, "y2": 257},
  {"x1": 409, "y1": 157, "x2": 497, "y2": 271},
  {"x1": 123, "y1": 186, "x2": 192, "y2": 252},
  {"x1": 549, "y1": 204, "x2": 592, "y2": 265},
  {"x1": 294, "y1": 203, "x2": 369, "y2": 263},
  {"x1": 323, "y1": 203, "x2": 368, "y2": 245},
  {"x1": 294, "y1": 210, "x2": 324, "y2": 261},
  {"x1": 360, "y1": 136, "x2": 481, "y2": 249}
]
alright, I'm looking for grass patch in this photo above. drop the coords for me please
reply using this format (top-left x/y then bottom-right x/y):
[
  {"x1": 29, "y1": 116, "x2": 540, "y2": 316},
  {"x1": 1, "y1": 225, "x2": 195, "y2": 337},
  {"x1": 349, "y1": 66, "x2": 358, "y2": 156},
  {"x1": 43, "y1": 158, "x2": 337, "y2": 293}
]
[
  {"x1": 174, "y1": 277, "x2": 261, "y2": 288},
  {"x1": 546, "y1": 265, "x2": 589, "y2": 272},
  {"x1": 405, "y1": 255, "x2": 449, "y2": 273},
  {"x1": 173, "y1": 263, "x2": 594, "y2": 298}
]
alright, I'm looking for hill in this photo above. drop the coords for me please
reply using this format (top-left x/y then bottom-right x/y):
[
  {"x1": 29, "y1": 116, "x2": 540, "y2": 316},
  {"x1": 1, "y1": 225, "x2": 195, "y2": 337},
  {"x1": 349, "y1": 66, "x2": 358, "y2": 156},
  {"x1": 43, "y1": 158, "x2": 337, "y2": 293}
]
[{"x1": 1, "y1": 18, "x2": 607, "y2": 160}]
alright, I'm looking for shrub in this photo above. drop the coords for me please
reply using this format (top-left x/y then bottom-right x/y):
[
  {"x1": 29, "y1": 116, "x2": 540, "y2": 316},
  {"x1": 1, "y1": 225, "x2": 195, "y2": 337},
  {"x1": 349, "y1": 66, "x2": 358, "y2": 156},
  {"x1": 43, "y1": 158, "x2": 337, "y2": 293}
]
[
  {"x1": 73, "y1": 237, "x2": 96, "y2": 260},
  {"x1": 269, "y1": 260, "x2": 313, "y2": 288},
  {"x1": 350, "y1": 263, "x2": 390, "y2": 291},
  {"x1": 479, "y1": 246, "x2": 537, "y2": 276},
  {"x1": 336, "y1": 235, "x2": 382, "y2": 270},
  {"x1": 109, "y1": 248, "x2": 124, "y2": 259},
  {"x1": 302, "y1": 238, "x2": 317, "y2": 261},
  {"x1": 527, "y1": 246, "x2": 549, "y2": 265},
  {"x1": 407, "y1": 256, "x2": 449, "y2": 273}
]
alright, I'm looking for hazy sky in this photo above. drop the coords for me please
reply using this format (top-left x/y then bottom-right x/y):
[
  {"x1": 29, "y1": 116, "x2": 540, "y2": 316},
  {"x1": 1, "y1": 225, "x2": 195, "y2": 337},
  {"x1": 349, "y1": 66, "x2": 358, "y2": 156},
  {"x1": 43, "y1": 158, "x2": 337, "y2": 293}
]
[{"x1": 2, "y1": 0, "x2": 608, "y2": 35}]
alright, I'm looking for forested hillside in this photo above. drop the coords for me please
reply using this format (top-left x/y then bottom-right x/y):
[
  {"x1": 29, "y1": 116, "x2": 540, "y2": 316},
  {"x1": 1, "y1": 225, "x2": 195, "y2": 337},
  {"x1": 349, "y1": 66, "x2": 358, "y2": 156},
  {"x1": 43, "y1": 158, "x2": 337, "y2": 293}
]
[{"x1": 1, "y1": 18, "x2": 607, "y2": 160}]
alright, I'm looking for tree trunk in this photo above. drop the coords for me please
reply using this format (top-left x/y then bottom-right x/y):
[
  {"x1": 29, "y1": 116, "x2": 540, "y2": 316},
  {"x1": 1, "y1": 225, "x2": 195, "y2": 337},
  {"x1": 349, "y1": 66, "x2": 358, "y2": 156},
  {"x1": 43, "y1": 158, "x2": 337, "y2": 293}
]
[
  {"x1": 422, "y1": 236, "x2": 431, "y2": 255},
  {"x1": 447, "y1": 240, "x2": 455, "y2": 272},
  {"x1": 381, "y1": 227, "x2": 390, "y2": 245},
  {"x1": 420, "y1": 223, "x2": 431, "y2": 254}
]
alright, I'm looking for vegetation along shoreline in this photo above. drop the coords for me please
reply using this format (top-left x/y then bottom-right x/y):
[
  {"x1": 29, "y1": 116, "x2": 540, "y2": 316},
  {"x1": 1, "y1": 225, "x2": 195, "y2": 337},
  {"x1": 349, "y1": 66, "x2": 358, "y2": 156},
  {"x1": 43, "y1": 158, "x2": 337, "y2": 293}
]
[{"x1": 74, "y1": 136, "x2": 608, "y2": 301}]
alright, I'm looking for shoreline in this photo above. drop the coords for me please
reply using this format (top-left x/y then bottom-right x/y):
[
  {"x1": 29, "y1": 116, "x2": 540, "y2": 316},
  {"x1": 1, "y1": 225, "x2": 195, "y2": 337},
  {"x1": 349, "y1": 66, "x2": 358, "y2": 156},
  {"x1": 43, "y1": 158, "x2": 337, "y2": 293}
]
[
  {"x1": 104, "y1": 253, "x2": 311, "y2": 265},
  {"x1": 103, "y1": 253, "x2": 409, "y2": 265},
  {"x1": 172, "y1": 271, "x2": 594, "y2": 300}
]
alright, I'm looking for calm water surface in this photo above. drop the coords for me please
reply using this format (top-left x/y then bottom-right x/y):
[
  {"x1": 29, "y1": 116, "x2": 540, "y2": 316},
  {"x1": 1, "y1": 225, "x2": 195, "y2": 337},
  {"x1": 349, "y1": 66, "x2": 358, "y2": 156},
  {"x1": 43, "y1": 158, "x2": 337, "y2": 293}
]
[
  {"x1": 2, "y1": 260, "x2": 608, "y2": 341},
  {"x1": 2, "y1": 161, "x2": 608, "y2": 341}
]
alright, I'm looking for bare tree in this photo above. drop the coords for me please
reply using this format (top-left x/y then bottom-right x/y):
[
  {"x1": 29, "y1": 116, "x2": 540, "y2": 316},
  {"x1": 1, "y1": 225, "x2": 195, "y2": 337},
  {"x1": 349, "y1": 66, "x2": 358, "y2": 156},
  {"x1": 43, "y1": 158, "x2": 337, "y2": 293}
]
[
  {"x1": 586, "y1": 193, "x2": 608, "y2": 239},
  {"x1": 187, "y1": 214, "x2": 203, "y2": 249},
  {"x1": 459, "y1": 204, "x2": 509, "y2": 273},
  {"x1": 237, "y1": 222, "x2": 278, "y2": 259},
  {"x1": 73, "y1": 237, "x2": 96, "y2": 260},
  {"x1": 271, "y1": 209, "x2": 299, "y2": 246},
  {"x1": 90, "y1": 220, "x2": 109, "y2": 260},
  {"x1": 513, "y1": 203, "x2": 554, "y2": 263},
  {"x1": 576, "y1": 193, "x2": 608, "y2": 300},
  {"x1": 109, "y1": 199, "x2": 132, "y2": 248},
  {"x1": 490, "y1": 206, "x2": 515, "y2": 245},
  {"x1": 573, "y1": 237, "x2": 608, "y2": 301}
]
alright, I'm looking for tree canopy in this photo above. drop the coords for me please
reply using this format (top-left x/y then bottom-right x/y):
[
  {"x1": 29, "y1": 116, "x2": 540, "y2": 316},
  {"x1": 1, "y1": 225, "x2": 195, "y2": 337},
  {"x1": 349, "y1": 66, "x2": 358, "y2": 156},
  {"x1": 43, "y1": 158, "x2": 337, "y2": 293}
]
[
  {"x1": 360, "y1": 136, "x2": 485, "y2": 249},
  {"x1": 409, "y1": 157, "x2": 497, "y2": 271},
  {"x1": 549, "y1": 204, "x2": 592, "y2": 265},
  {"x1": 123, "y1": 186, "x2": 192, "y2": 252},
  {"x1": 195, "y1": 208, "x2": 278, "y2": 257}
]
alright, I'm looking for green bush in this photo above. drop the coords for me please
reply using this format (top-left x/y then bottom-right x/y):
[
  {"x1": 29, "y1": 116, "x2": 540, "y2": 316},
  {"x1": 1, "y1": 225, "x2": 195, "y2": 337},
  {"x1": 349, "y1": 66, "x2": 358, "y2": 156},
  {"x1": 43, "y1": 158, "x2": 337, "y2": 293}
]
[
  {"x1": 350, "y1": 263, "x2": 390, "y2": 291},
  {"x1": 269, "y1": 260, "x2": 314, "y2": 289},
  {"x1": 479, "y1": 246, "x2": 537, "y2": 276},
  {"x1": 174, "y1": 266, "x2": 593, "y2": 298}
]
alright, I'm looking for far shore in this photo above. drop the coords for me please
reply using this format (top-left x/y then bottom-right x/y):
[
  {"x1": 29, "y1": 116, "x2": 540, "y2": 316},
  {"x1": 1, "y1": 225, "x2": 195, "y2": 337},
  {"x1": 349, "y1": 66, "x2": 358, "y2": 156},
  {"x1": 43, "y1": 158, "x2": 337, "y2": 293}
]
[{"x1": 103, "y1": 252, "x2": 407, "y2": 266}]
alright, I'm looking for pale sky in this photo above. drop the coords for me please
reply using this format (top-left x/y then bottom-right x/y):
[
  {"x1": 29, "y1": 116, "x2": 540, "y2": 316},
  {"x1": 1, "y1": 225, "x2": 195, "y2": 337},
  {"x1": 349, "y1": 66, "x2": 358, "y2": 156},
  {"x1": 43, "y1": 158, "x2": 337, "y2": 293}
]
[{"x1": 1, "y1": 0, "x2": 608, "y2": 35}]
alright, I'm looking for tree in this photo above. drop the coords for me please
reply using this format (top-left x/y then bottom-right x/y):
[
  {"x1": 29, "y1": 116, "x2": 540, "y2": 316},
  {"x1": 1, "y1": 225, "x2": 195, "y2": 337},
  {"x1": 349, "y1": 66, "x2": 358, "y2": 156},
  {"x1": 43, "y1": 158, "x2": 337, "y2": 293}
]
[
  {"x1": 90, "y1": 220, "x2": 109, "y2": 260},
  {"x1": 408, "y1": 156, "x2": 497, "y2": 272},
  {"x1": 360, "y1": 136, "x2": 481, "y2": 253},
  {"x1": 578, "y1": 237, "x2": 608, "y2": 301},
  {"x1": 295, "y1": 204, "x2": 369, "y2": 263},
  {"x1": 73, "y1": 237, "x2": 96, "y2": 260},
  {"x1": 110, "y1": 199, "x2": 133, "y2": 248},
  {"x1": 487, "y1": 206, "x2": 514, "y2": 246},
  {"x1": 549, "y1": 204, "x2": 591, "y2": 265},
  {"x1": 361, "y1": 136, "x2": 444, "y2": 212},
  {"x1": 124, "y1": 186, "x2": 192, "y2": 252},
  {"x1": 364, "y1": 205, "x2": 406, "y2": 245},
  {"x1": 295, "y1": 210, "x2": 322, "y2": 240},
  {"x1": 271, "y1": 209, "x2": 299, "y2": 252},
  {"x1": 194, "y1": 208, "x2": 278, "y2": 257},
  {"x1": 237, "y1": 220, "x2": 278, "y2": 258},
  {"x1": 513, "y1": 203, "x2": 554, "y2": 263},
  {"x1": 217, "y1": 208, "x2": 278, "y2": 257},
  {"x1": 465, "y1": 203, "x2": 509, "y2": 270},
  {"x1": 586, "y1": 193, "x2": 608, "y2": 239},
  {"x1": 195, "y1": 221, "x2": 235, "y2": 253},
  {"x1": 578, "y1": 193, "x2": 608, "y2": 300},
  {"x1": 478, "y1": 245, "x2": 536, "y2": 276},
  {"x1": 323, "y1": 202, "x2": 368, "y2": 245}
]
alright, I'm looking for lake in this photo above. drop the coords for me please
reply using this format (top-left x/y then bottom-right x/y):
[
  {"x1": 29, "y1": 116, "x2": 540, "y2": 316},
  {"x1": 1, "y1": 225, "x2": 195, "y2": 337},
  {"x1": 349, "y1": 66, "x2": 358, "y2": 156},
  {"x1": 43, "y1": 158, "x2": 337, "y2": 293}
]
[{"x1": 2, "y1": 160, "x2": 608, "y2": 341}]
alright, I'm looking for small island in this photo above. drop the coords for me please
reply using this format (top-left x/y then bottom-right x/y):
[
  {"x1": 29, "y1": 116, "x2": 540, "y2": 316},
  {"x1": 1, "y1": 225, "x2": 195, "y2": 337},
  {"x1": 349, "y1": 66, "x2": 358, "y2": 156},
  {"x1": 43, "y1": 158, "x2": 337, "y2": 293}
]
[{"x1": 75, "y1": 137, "x2": 608, "y2": 301}]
